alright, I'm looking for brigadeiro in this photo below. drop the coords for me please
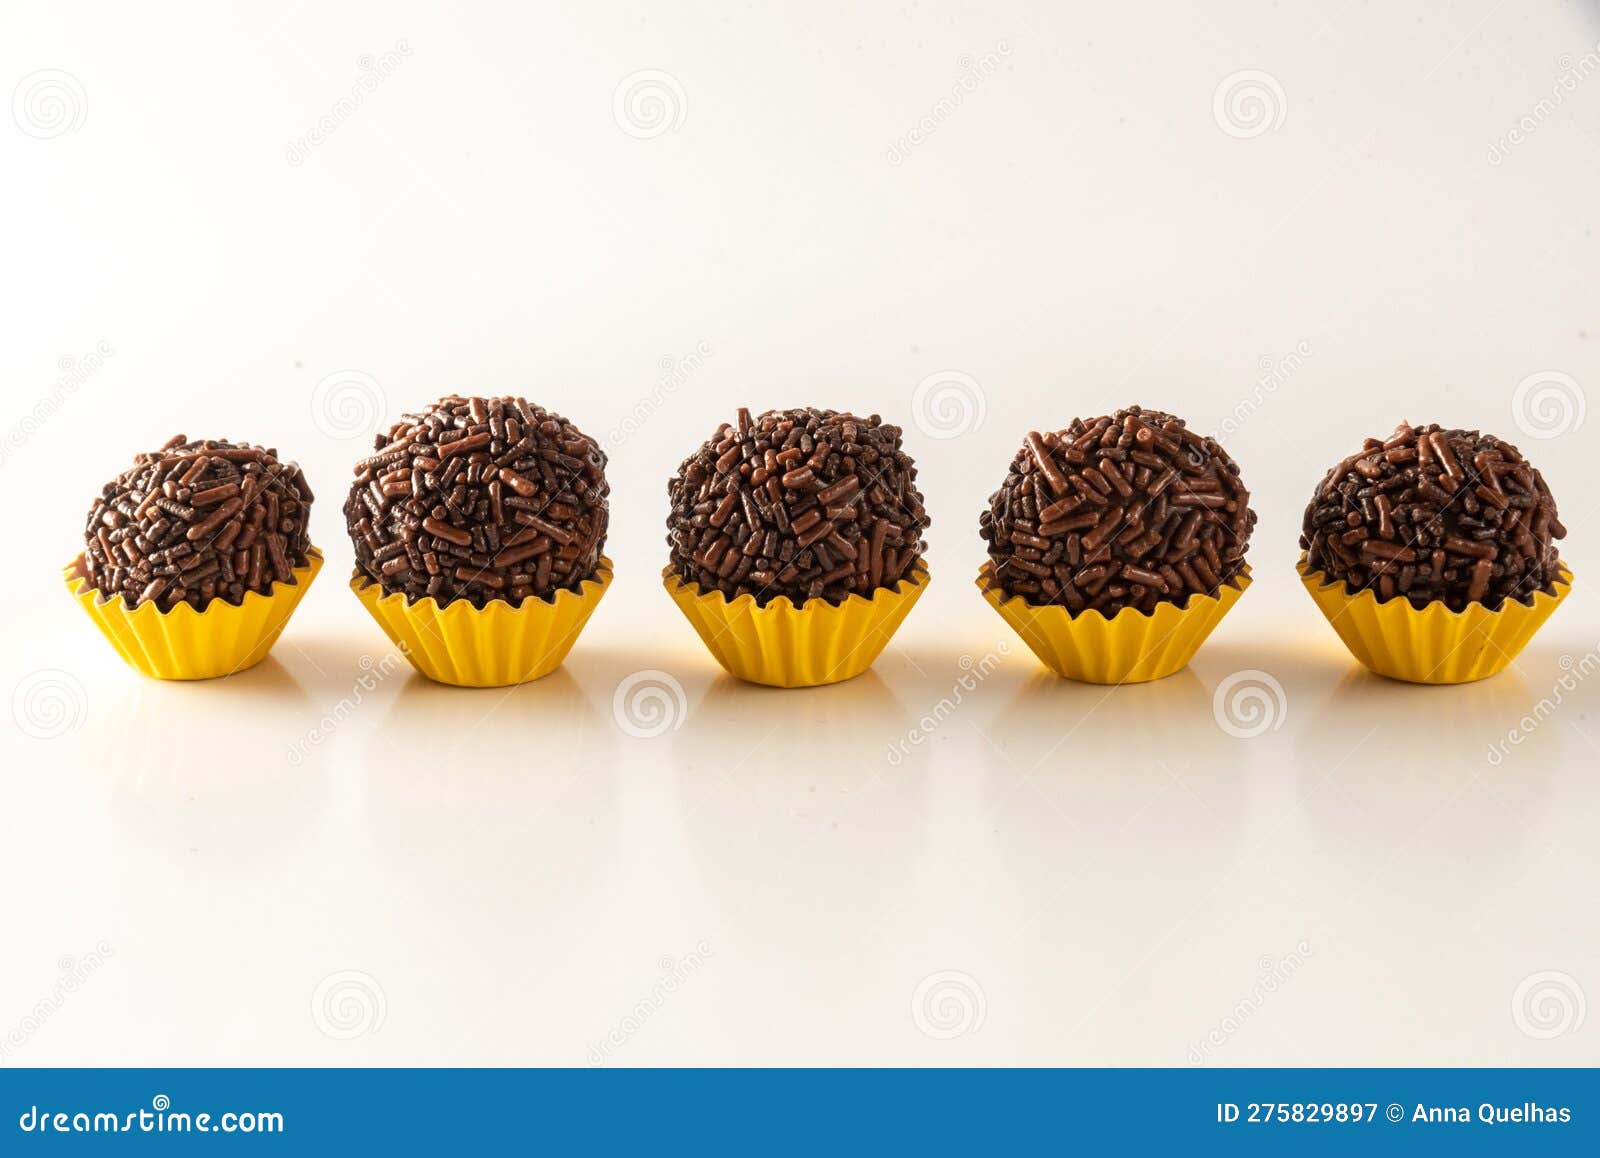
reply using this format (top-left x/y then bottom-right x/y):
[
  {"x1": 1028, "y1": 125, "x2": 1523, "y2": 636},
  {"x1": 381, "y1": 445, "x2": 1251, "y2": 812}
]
[
  {"x1": 980, "y1": 406, "x2": 1256, "y2": 616},
  {"x1": 345, "y1": 395, "x2": 609, "y2": 608},
  {"x1": 1300, "y1": 422, "x2": 1566, "y2": 611},
  {"x1": 665, "y1": 406, "x2": 931, "y2": 606},
  {"x1": 82, "y1": 435, "x2": 315, "y2": 611}
]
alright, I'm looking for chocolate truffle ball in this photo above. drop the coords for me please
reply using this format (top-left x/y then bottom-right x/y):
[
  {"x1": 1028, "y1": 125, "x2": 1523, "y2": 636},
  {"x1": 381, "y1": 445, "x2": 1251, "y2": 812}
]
[
  {"x1": 345, "y1": 395, "x2": 609, "y2": 608},
  {"x1": 1300, "y1": 422, "x2": 1565, "y2": 610},
  {"x1": 666, "y1": 407, "x2": 930, "y2": 606},
  {"x1": 82, "y1": 435, "x2": 315, "y2": 611},
  {"x1": 980, "y1": 406, "x2": 1255, "y2": 616}
]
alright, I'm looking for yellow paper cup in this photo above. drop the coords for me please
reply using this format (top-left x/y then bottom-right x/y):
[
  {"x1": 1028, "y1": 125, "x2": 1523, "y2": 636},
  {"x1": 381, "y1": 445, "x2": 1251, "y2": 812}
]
[
  {"x1": 663, "y1": 566, "x2": 929, "y2": 688},
  {"x1": 978, "y1": 563, "x2": 1250, "y2": 684},
  {"x1": 351, "y1": 557, "x2": 612, "y2": 688},
  {"x1": 64, "y1": 549, "x2": 323, "y2": 680},
  {"x1": 1297, "y1": 557, "x2": 1572, "y2": 685}
]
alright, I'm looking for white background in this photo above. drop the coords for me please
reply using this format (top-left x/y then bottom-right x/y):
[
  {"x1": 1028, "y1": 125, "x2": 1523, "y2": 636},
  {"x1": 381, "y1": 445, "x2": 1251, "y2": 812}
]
[{"x1": 2, "y1": 0, "x2": 1597, "y2": 1065}]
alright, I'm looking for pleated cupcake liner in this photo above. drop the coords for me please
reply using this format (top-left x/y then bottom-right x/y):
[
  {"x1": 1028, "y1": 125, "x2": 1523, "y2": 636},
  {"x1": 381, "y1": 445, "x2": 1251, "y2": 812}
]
[
  {"x1": 1297, "y1": 556, "x2": 1572, "y2": 685},
  {"x1": 350, "y1": 557, "x2": 612, "y2": 688},
  {"x1": 663, "y1": 566, "x2": 929, "y2": 688},
  {"x1": 978, "y1": 563, "x2": 1251, "y2": 684},
  {"x1": 64, "y1": 549, "x2": 323, "y2": 680}
]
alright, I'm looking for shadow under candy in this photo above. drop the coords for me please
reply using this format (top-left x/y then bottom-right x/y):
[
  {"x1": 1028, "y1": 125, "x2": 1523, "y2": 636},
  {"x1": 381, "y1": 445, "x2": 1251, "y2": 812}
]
[
  {"x1": 359, "y1": 669, "x2": 619, "y2": 928},
  {"x1": 673, "y1": 668, "x2": 914, "y2": 799},
  {"x1": 373, "y1": 665, "x2": 611, "y2": 797},
  {"x1": 1284, "y1": 659, "x2": 1555, "y2": 918},
  {"x1": 984, "y1": 663, "x2": 1248, "y2": 885},
  {"x1": 990, "y1": 665, "x2": 1236, "y2": 785},
  {"x1": 81, "y1": 656, "x2": 330, "y2": 863},
  {"x1": 1297, "y1": 662, "x2": 1548, "y2": 797},
  {"x1": 666, "y1": 667, "x2": 932, "y2": 924}
]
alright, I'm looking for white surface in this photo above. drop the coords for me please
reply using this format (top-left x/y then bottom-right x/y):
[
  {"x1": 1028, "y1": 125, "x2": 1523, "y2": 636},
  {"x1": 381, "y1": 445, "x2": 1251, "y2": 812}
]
[{"x1": 2, "y1": 0, "x2": 1598, "y2": 1066}]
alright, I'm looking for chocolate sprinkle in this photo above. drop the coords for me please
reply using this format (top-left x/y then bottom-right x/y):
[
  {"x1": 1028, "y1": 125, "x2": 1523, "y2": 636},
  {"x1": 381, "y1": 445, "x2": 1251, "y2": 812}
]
[
  {"x1": 666, "y1": 407, "x2": 930, "y2": 606},
  {"x1": 345, "y1": 395, "x2": 609, "y2": 608},
  {"x1": 980, "y1": 406, "x2": 1255, "y2": 616},
  {"x1": 1300, "y1": 422, "x2": 1565, "y2": 610},
  {"x1": 82, "y1": 435, "x2": 314, "y2": 611}
]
